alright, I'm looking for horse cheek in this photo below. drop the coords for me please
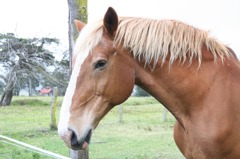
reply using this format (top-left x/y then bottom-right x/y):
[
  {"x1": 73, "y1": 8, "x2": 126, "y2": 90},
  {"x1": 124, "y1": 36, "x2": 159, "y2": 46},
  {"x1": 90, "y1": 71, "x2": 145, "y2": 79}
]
[{"x1": 110, "y1": 70, "x2": 134, "y2": 105}]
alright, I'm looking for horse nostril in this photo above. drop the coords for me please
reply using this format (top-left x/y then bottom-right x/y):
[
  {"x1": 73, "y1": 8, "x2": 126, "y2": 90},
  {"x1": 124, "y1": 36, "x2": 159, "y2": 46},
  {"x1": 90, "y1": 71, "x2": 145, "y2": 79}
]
[
  {"x1": 69, "y1": 130, "x2": 83, "y2": 150},
  {"x1": 70, "y1": 130, "x2": 79, "y2": 147}
]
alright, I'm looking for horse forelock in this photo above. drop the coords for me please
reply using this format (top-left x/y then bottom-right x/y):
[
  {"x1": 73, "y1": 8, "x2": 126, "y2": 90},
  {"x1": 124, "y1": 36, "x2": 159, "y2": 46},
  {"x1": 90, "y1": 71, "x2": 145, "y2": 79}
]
[{"x1": 114, "y1": 17, "x2": 231, "y2": 67}]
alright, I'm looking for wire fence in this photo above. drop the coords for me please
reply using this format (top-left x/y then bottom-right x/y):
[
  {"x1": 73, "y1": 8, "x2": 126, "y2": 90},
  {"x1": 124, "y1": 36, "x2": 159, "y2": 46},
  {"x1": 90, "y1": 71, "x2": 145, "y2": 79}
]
[{"x1": 0, "y1": 135, "x2": 69, "y2": 159}]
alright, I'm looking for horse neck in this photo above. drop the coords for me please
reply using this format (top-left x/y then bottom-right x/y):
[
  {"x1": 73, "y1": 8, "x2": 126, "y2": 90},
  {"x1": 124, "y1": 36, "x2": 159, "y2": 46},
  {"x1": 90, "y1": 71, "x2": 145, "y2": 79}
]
[{"x1": 134, "y1": 57, "x2": 221, "y2": 126}]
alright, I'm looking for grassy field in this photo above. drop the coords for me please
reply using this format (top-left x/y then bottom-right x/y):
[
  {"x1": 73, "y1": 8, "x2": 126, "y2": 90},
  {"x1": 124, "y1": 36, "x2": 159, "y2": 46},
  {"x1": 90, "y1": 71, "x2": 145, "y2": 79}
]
[{"x1": 0, "y1": 96, "x2": 184, "y2": 159}]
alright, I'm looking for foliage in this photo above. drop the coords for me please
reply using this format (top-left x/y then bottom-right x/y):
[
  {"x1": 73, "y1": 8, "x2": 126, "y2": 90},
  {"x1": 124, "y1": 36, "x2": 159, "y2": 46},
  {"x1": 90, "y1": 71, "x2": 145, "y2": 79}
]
[
  {"x1": 0, "y1": 96, "x2": 184, "y2": 159},
  {"x1": 76, "y1": 0, "x2": 88, "y2": 23},
  {"x1": 0, "y1": 33, "x2": 58, "y2": 69}
]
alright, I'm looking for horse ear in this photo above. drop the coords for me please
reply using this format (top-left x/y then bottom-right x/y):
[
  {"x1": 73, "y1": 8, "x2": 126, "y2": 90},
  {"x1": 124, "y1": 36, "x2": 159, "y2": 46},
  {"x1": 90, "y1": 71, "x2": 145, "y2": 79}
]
[
  {"x1": 103, "y1": 7, "x2": 118, "y2": 39},
  {"x1": 74, "y1": 20, "x2": 86, "y2": 32}
]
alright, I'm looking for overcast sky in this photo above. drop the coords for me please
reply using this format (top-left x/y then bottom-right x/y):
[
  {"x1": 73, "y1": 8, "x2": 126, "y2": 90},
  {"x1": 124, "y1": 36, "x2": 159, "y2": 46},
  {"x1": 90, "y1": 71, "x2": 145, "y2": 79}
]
[
  {"x1": 0, "y1": 0, "x2": 239, "y2": 57},
  {"x1": 0, "y1": 0, "x2": 68, "y2": 46}
]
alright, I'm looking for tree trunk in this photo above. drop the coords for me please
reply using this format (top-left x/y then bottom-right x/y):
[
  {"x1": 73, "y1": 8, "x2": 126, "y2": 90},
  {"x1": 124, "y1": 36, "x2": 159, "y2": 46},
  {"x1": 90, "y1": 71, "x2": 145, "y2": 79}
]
[
  {"x1": 0, "y1": 72, "x2": 16, "y2": 106},
  {"x1": 50, "y1": 87, "x2": 58, "y2": 130},
  {"x1": 68, "y1": 0, "x2": 75, "y2": 73},
  {"x1": 70, "y1": 149, "x2": 89, "y2": 159},
  {"x1": 0, "y1": 91, "x2": 13, "y2": 106},
  {"x1": 28, "y1": 78, "x2": 32, "y2": 96},
  {"x1": 67, "y1": 0, "x2": 88, "y2": 158}
]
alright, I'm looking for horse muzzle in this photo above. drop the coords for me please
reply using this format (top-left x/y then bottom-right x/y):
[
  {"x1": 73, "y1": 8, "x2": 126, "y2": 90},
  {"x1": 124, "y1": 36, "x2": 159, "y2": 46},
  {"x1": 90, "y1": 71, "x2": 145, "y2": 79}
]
[{"x1": 59, "y1": 129, "x2": 92, "y2": 150}]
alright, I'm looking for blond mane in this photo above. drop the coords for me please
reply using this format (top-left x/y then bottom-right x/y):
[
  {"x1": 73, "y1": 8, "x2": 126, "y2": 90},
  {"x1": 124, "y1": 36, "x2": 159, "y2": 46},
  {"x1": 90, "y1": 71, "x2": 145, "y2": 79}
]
[{"x1": 75, "y1": 17, "x2": 230, "y2": 67}]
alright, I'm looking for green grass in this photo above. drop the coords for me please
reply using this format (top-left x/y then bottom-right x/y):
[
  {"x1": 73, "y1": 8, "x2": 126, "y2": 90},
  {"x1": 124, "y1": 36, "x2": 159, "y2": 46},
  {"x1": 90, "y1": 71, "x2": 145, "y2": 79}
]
[{"x1": 0, "y1": 96, "x2": 184, "y2": 159}]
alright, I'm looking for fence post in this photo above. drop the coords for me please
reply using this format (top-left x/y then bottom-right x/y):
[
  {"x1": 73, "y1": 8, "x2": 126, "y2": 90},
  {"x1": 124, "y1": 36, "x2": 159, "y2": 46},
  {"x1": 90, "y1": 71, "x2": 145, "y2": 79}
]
[
  {"x1": 50, "y1": 87, "x2": 58, "y2": 130},
  {"x1": 70, "y1": 149, "x2": 89, "y2": 159},
  {"x1": 118, "y1": 104, "x2": 123, "y2": 124}
]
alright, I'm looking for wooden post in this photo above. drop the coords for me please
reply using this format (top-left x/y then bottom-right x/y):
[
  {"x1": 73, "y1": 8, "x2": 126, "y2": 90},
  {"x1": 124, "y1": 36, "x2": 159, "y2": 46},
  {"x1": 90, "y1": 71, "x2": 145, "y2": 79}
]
[
  {"x1": 118, "y1": 104, "x2": 123, "y2": 124},
  {"x1": 70, "y1": 149, "x2": 89, "y2": 159},
  {"x1": 50, "y1": 87, "x2": 58, "y2": 130}
]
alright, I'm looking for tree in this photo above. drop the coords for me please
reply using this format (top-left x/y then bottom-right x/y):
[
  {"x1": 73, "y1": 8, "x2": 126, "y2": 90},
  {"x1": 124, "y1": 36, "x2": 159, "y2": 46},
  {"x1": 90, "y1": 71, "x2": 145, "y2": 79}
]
[
  {"x1": 0, "y1": 33, "x2": 59, "y2": 106},
  {"x1": 67, "y1": 0, "x2": 88, "y2": 158}
]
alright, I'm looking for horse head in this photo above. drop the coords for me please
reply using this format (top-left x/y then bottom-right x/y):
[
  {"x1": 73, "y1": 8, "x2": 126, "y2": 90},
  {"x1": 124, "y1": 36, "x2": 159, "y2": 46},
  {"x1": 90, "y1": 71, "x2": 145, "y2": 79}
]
[{"x1": 58, "y1": 7, "x2": 135, "y2": 150}]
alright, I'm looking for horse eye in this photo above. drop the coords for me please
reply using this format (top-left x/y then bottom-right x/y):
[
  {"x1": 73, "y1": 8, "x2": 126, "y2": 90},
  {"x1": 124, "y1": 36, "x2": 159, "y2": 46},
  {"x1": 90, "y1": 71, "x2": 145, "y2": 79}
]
[{"x1": 94, "y1": 60, "x2": 107, "y2": 70}]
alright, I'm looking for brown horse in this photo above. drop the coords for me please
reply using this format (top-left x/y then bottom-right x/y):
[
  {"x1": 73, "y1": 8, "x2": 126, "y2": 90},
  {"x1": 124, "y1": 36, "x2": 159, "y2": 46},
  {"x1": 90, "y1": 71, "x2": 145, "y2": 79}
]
[{"x1": 58, "y1": 7, "x2": 240, "y2": 158}]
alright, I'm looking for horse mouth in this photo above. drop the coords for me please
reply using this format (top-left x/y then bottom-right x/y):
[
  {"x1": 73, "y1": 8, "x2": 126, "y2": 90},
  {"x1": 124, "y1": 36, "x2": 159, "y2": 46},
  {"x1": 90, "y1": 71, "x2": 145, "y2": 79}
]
[{"x1": 71, "y1": 129, "x2": 92, "y2": 150}]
